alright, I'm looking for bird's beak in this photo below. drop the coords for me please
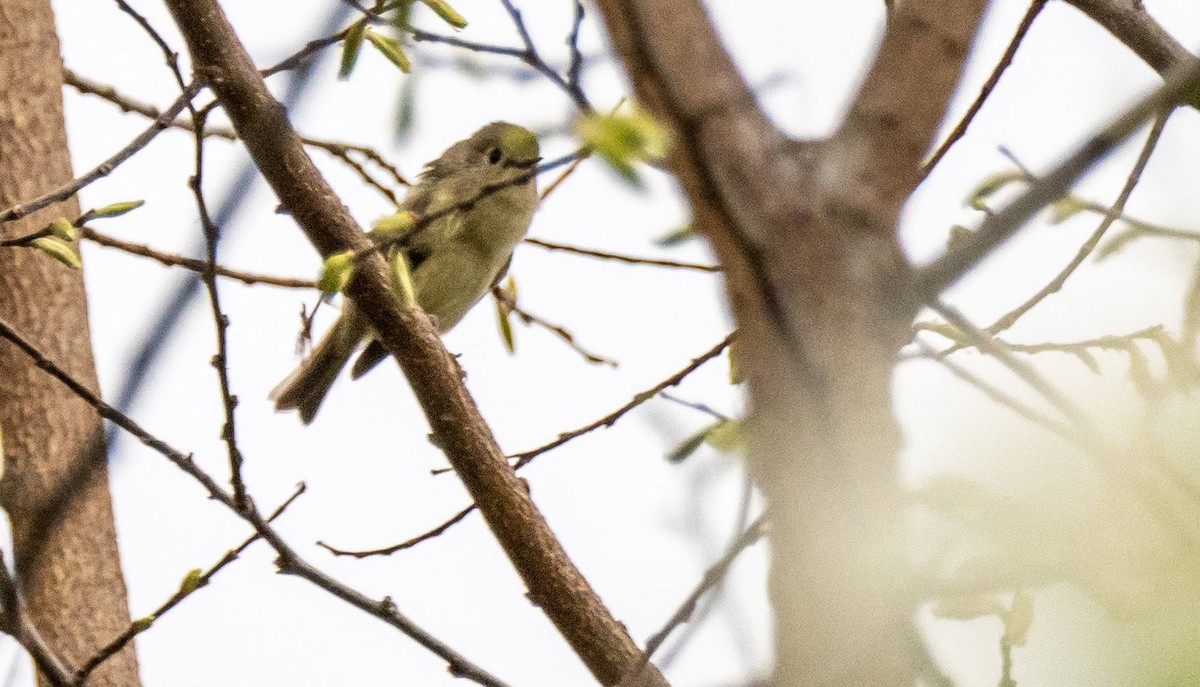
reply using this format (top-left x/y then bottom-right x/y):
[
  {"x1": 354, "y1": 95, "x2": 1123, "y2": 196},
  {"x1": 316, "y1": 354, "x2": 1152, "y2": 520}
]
[{"x1": 509, "y1": 156, "x2": 542, "y2": 170}]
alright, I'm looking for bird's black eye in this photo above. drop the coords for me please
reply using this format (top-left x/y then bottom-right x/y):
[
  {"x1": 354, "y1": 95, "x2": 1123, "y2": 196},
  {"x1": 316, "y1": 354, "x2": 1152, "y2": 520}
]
[{"x1": 487, "y1": 147, "x2": 502, "y2": 165}]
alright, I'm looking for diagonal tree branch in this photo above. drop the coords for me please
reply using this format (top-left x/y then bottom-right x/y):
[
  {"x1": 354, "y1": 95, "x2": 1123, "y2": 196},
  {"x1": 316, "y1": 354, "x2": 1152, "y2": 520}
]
[
  {"x1": 158, "y1": 1, "x2": 664, "y2": 685},
  {"x1": 915, "y1": 56, "x2": 1200, "y2": 298},
  {"x1": 837, "y1": 0, "x2": 992, "y2": 215},
  {"x1": 1064, "y1": 0, "x2": 1200, "y2": 110},
  {"x1": 920, "y1": 0, "x2": 1048, "y2": 182},
  {"x1": 0, "y1": 313, "x2": 511, "y2": 687}
]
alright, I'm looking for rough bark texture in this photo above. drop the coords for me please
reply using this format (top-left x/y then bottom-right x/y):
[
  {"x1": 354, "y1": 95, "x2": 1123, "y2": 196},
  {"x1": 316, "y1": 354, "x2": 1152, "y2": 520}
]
[
  {"x1": 159, "y1": 1, "x2": 664, "y2": 685},
  {"x1": 0, "y1": 1, "x2": 141, "y2": 685},
  {"x1": 591, "y1": 1, "x2": 988, "y2": 684}
]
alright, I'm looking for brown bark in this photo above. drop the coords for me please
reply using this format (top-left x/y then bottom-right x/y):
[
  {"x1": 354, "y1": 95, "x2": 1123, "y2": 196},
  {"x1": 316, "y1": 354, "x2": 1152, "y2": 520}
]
[
  {"x1": 1062, "y1": 0, "x2": 1200, "y2": 110},
  {"x1": 591, "y1": 1, "x2": 987, "y2": 684},
  {"x1": 159, "y1": 1, "x2": 664, "y2": 685},
  {"x1": 0, "y1": 1, "x2": 141, "y2": 685}
]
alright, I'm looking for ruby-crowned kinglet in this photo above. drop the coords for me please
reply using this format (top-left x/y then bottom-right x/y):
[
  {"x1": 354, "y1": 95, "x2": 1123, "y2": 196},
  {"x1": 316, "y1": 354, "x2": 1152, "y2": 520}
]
[{"x1": 271, "y1": 121, "x2": 541, "y2": 423}]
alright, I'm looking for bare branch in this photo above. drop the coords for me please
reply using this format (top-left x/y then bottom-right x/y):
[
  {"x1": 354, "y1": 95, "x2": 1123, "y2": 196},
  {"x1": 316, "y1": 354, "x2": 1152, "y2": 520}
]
[
  {"x1": 1064, "y1": 0, "x2": 1200, "y2": 108},
  {"x1": 323, "y1": 335, "x2": 732, "y2": 557},
  {"x1": 839, "y1": 0, "x2": 991, "y2": 209},
  {"x1": 492, "y1": 286, "x2": 619, "y2": 367},
  {"x1": 985, "y1": 109, "x2": 1170, "y2": 334},
  {"x1": 81, "y1": 227, "x2": 315, "y2": 288},
  {"x1": 512, "y1": 334, "x2": 732, "y2": 469},
  {"x1": 0, "y1": 552, "x2": 74, "y2": 687},
  {"x1": 160, "y1": 1, "x2": 661, "y2": 683},
  {"x1": 318, "y1": 503, "x2": 476, "y2": 558},
  {"x1": 0, "y1": 314, "x2": 512, "y2": 687},
  {"x1": 0, "y1": 83, "x2": 200, "y2": 225},
  {"x1": 73, "y1": 485, "x2": 307, "y2": 684},
  {"x1": 914, "y1": 56, "x2": 1200, "y2": 298},
  {"x1": 185, "y1": 102, "x2": 248, "y2": 508},
  {"x1": 64, "y1": 68, "x2": 409, "y2": 203},
  {"x1": 927, "y1": 300, "x2": 1093, "y2": 438},
  {"x1": 920, "y1": 1, "x2": 1048, "y2": 182},
  {"x1": 523, "y1": 237, "x2": 719, "y2": 272},
  {"x1": 907, "y1": 340, "x2": 1080, "y2": 445},
  {"x1": 617, "y1": 516, "x2": 768, "y2": 686}
]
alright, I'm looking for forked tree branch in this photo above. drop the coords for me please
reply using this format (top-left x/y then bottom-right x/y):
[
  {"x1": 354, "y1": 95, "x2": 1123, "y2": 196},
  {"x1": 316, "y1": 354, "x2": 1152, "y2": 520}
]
[
  {"x1": 158, "y1": 2, "x2": 663, "y2": 685},
  {"x1": 590, "y1": 1, "x2": 987, "y2": 685}
]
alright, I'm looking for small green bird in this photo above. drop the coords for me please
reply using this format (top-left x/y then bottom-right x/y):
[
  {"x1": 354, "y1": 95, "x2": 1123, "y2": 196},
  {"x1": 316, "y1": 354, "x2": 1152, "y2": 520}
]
[{"x1": 271, "y1": 121, "x2": 541, "y2": 423}]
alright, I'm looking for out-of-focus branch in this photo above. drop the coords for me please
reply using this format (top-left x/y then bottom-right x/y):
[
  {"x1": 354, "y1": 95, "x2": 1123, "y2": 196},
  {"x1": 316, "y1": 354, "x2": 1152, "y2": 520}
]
[
  {"x1": 909, "y1": 340, "x2": 1080, "y2": 445},
  {"x1": 591, "y1": 1, "x2": 988, "y2": 684},
  {"x1": 617, "y1": 516, "x2": 768, "y2": 686},
  {"x1": 839, "y1": 1, "x2": 991, "y2": 214},
  {"x1": 160, "y1": 2, "x2": 663, "y2": 685},
  {"x1": 512, "y1": 334, "x2": 733, "y2": 469},
  {"x1": 1064, "y1": 0, "x2": 1200, "y2": 109},
  {"x1": 984, "y1": 109, "x2": 1169, "y2": 334},
  {"x1": 915, "y1": 57, "x2": 1200, "y2": 298}
]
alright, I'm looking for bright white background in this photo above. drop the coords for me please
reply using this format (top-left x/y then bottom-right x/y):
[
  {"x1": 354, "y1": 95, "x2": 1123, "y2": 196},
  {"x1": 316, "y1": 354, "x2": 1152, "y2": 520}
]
[{"x1": 2, "y1": 1, "x2": 1198, "y2": 685}]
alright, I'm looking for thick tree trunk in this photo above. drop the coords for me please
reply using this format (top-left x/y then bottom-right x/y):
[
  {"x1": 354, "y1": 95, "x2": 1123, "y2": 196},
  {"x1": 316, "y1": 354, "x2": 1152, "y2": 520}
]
[
  {"x1": 0, "y1": 1, "x2": 142, "y2": 685},
  {"x1": 592, "y1": 1, "x2": 988, "y2": 684}
]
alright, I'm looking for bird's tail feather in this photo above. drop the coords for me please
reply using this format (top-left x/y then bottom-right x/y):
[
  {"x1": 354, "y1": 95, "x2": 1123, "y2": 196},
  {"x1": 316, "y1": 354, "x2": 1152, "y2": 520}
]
[{"x1": 270, "y1": 305, "x2": 366, "y2": 424}]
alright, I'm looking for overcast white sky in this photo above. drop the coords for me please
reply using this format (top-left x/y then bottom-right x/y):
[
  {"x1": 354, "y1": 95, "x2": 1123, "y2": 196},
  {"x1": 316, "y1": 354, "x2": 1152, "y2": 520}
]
[{"x1": 4, "y1": 1, "x2": 1199, "y2": 685}]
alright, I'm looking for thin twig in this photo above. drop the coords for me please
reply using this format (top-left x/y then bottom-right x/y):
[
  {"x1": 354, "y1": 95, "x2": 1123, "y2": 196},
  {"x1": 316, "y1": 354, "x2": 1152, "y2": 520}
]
[
  {"x1": 523, "y1": 237, "x2": 720, "y2": 272},
  {"x1": 112, "y1": 0, "x2": 186, "y2": 90},
  {"x1": 261, "y1": 30, "x2": 347, "y2": 78},
  {"x1": 188, "y1": 104, "x2": 249, "y2": 508},
  {"x1": 512, "y1": 334, "x2": 733, "y2": 469},
  {"x1": 658, "y1": 392, "x2": 728, "y2": 421},
  {"x1": 496, "y1": 0, "x2": 591, "y2": 110},
  {"x1": 492, "y1": 286, "x2": 619, "y2": 367},
  {"x1": 919, "y1": 0, "x2": 1047, "y2": 182},
  {"x1": 915, "y1": 55, "x2": 1200, "y2": 298},
  {"x1": 565, "y1": 0, "x2": 587, "y2": 95},
  {"x1": 908, "y1": 340, "x2": 1080, "y2": 445},
  {"x1": 655, "y1": 464, "x2": 753, "y2": 668},
  {"x1": 72, "y1": 484, "x2": 307, "y2": 684},
  {"x1": 81, "y1": 227, "x2": 314, "y2": 288},
  {"x1": 999, "y1": 325, "x2": 1165, "y2": 355},
  {"x1": 617, "y1": 515, "x2": 768, "y2": 686},
  {"x1": 64, "y1": 68, "x2": 409, "y2": 204},
  {"x1": 0, "y1": 227, "x2": 52, "y2": 247},
  {"x1": 399, "y1": 12, "x2": 590, "y2": 109},
  {"x1": 928, "y1": 300, "x2": 1093, "y2": 440},
  {"x1": 538, "y1": 152, "x2": 588, "y2": 202},
  {"x1": 323, "y1": 335, "x2": 733, "y2": 556},
  {"x1": 0, "y1": 84, "x2": 200, "y2": 225},
  {"x1": 0, "y1": 314, "x2": 513, "y2": 687},
  {"x1": 318, "y1": 504, "x2": 476, "y2": 558},
  {"x1": 986, "y1": 109, "x2": 1170, "y2": 334}
]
